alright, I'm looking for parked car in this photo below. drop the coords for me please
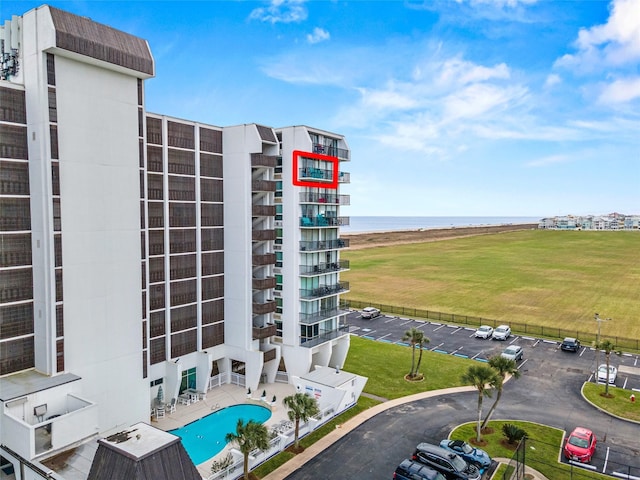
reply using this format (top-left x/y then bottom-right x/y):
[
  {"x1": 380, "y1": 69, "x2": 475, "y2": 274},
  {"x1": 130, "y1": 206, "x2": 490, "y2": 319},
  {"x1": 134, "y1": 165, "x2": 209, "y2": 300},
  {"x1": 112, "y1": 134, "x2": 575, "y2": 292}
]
[
  {"x1": 500, "y1": 345, "x2": 523, "y2": 362},
  {"x1": 474, "y1": 325, "x2": 494, "y2": 339},
  {"x1": 564, "y1": 427, "x2": 597, "y2": 463},
  {"x1": 492, "y1": 325, "x2": 511, "y2": 340},
  {"x1": 561, "y1": 337, "x2": 581, "y2": 352},
  {"x1": 393, "y1": 459, "x2": 446, "y2": 480},
  {"x1": 412, "y1": 443, "x2": 481, "y2": 480},
  {"x1": 597, "y1": 364, "x2": 617, "y2": 384},
  {"x1": 361, "y1": 307, "x2": 381, "y2": 319},
  {"x1": 438, "y1": 440, "x2": 492, "y2": 470}
]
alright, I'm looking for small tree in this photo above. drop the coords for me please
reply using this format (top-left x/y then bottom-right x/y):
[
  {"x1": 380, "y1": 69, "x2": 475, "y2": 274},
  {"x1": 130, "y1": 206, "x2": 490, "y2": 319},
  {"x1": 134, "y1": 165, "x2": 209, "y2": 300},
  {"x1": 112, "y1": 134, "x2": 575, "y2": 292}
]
[
  {"x1": 461, "y1": 364, "x2": 499, "y2": 442},
  {"x1": 402, "y1": 327, "x2": 428, "y2": 378},
  {"x1": 224, "y1": 419, "x2": 270, "y2": 480},
  {"x1": 596, "y1": 339, "x2": 622, "y2": 396},
  {"x1": 283, "y1": 393, "x2": 320, "y2": 449},
  {"x1": 502, "y1": 423, "x2": 528, "y2": 444},
  {"x1": 481, "y1": 355, "x2": 521, "y2": 430}
]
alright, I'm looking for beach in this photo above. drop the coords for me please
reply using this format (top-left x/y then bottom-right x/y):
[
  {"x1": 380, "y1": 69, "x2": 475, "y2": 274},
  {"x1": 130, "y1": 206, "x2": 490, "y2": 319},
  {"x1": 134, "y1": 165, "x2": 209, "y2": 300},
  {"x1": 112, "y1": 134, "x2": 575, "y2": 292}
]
[{"x1": 342, "y1": 223, "x2": 539, "y2": 249}]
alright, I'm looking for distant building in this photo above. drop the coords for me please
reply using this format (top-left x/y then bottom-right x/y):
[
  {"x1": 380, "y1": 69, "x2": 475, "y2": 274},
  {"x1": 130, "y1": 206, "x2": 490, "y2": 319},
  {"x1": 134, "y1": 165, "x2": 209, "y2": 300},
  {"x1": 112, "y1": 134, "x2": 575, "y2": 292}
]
[
  {"x1": 1, "y1": 4, "x2": 359, "y2": 477},
  {"x1": 538, "y1": 214, "x2": 639, "y2": 230}
]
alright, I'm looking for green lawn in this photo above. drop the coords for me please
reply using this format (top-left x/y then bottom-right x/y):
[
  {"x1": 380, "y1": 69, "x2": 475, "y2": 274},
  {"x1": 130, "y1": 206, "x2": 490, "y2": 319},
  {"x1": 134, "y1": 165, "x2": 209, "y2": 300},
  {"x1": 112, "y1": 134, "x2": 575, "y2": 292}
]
[
  {"x1": 342, "y1": 230, "x2": 640, "y2": 340},
  {"x1": 582, "y1": 382, "x2": 640, "y2": 422},
  {"x1": 343, "y1": 335, "x2": 473, "y2": 398},
  {"x1": 451, "y1": 421, "x2": 609, "y2": 480}
]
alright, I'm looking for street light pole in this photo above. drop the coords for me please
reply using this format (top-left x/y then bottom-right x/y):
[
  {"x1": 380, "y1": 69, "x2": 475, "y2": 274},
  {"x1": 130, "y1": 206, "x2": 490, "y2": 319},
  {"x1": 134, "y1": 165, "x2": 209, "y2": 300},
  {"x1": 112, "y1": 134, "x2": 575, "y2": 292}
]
[{"x1": 594, "y1": 313, "x2": 611, "y2": 375}]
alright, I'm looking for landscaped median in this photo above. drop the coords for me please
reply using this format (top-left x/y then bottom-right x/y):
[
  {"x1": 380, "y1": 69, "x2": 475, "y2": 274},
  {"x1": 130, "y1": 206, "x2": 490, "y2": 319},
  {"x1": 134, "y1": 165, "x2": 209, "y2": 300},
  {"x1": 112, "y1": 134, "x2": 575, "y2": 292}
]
[{"x1": 581, "y1": 382, "x2": 640, "y2": 423}]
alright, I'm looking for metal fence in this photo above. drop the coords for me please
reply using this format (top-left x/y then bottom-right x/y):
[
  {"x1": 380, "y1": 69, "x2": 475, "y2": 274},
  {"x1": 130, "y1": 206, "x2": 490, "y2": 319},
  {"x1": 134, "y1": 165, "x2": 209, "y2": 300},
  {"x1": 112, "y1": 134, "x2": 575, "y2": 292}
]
[
  {"x1": 513, "y1": 437, "x2": 640, "y2": 480},
  {"x1": 346, "y1": 300, "x2": 640, "y2": 352}
]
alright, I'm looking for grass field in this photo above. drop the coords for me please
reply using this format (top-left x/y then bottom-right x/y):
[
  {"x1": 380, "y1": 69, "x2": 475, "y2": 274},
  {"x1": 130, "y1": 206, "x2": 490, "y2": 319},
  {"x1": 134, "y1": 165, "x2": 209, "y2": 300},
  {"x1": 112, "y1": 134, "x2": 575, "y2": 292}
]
[{"x1": 342, "y1": 230, "x2": 640, "y2": 339}]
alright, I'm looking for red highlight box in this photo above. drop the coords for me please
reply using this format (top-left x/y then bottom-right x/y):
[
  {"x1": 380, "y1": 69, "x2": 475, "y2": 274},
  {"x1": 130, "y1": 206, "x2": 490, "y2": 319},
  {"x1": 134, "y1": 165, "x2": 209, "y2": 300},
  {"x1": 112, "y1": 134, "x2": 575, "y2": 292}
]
[{"x1": 292, "y1": 150, "x2": 339, "y2": 189}]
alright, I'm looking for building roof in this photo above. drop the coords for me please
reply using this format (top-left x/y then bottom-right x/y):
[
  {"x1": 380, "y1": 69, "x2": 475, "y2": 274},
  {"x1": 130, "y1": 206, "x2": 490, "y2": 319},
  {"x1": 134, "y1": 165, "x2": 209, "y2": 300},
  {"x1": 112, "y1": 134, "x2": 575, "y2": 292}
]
[
  {"x1": 301, "y1": 366, "x2": 357, "y2": 388},
  {"x1": 87, "y1": 423, "x2": 201, "y2": 480},
  {"x1": 0, "y1": 370, "x2": 81, "y2": 402},
  {"x1": 48, "y1": 6, "x2": 154, "y2": 76}
]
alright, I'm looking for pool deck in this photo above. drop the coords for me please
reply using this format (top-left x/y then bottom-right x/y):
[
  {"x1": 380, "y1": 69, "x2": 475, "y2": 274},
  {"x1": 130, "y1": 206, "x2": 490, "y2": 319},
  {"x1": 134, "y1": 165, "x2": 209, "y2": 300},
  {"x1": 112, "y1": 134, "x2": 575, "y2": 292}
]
[{"x1": 152, "y1": 382, "x2": 296, "y2": 478}]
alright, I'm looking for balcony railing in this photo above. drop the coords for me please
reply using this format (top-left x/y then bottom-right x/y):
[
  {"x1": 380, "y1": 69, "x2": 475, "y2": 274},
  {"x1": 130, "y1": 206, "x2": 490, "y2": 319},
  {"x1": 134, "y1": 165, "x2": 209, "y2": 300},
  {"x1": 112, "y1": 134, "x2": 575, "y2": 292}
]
[
  {"x1": 338, "y1": 171, "x2": 350, "y2": 183},
  {"x1": 252, "y1": 253, "x2": 276, "y2": 266},
  {"x1": 252, "y1": 180, "x2": 277, "y2": 192},
  {"x1": 300, "y1": 324, "x2": 350, "y2": 348},
  {"x1": 300, "y1": 282, "x2": 349, "y2": 299},
  {"x1": 251, "y1": 153, "x2": 278, "y2": 168},
  {"x1": 253, "y1": 300, "x2": 277, "y2": 315},
  {"x1": 299, "y1": 192, "x2": 350, "y2": 205},
  {"x1": 252, "y1": 229, "x2": 276, "y2": 241},
  {"x1": 263, "y1": 348, "x2": 277, "y2": 362},
  {"x1": 299, "y1": 167, "x2": 333, "y2": 182},
  {"x1": 252, "y1": 323, "x2": 277, "y2": 340},
  {"x1": 252, "y1": 204, "x2": 276, "y2": 216},
  {"x1": 300, "y1": 238, "x2": 349, "y2": 251},
  {"x1": 253, "y1": 277, "x2": 276, "y2": 290},
  {"x1": 312, "y1": 144, "x2": 350, "y2": 161},
  {"x1": 299, "y1": 306, "x2": 350, "y2": 325},
  {"x1": 300, "y1": 260, "x2": 349, "y2": 276},
  {"x1": 300, "y1": 216, "x2": 350, "y2": 227}
]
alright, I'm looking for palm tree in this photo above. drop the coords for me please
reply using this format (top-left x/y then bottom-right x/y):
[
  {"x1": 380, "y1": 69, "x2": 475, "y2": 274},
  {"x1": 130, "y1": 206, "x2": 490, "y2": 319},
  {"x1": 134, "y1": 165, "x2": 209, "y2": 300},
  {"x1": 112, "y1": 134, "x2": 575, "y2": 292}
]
[
  {"x1": 402, "y1": 327, "x2": 427, "y2": 378},
  {"x1": 461, "y1": 364, "x2": 499, "y2": 442},
  {"x1": 596, "y1": 339, "x2": 621, "y2": 395},
  {"x1": 225, "y1": 419, "x2": 270, "y2": 480},
  {"x1": 481, "y1": 355, "x2": 521, "y2": 430},
  {"x1": 283, "y1": 393, "x2": 320, "y2": 449}
]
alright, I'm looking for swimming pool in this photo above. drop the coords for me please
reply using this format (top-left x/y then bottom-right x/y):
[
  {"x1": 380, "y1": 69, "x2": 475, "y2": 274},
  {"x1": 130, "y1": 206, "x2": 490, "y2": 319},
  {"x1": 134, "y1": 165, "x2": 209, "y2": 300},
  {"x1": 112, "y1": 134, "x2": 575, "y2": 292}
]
[{"x1": 169, "y1": 404, "x2": 272, "y2": 465}]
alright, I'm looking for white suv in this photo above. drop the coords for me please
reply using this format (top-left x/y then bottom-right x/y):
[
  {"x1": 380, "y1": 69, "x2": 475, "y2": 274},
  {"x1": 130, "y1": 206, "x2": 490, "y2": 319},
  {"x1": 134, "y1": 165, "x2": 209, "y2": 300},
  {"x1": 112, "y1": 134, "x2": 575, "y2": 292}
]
[
  {"x1": 361, "y1": 307, "x2": 381, "y2": 319},
  {"x1": 492, "y1": 325, "x2": 511, "y2": 340}
]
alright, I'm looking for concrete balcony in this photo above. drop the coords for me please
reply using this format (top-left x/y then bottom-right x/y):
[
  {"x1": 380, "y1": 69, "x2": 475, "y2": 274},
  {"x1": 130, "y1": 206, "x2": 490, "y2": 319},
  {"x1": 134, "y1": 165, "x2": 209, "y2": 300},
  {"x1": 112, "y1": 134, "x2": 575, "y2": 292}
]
[
  {"x1": 253, "y1": 277, "x2": 276, "y2": 290},
  {"x1": 251, "y1": 153, "x2": 278, "y2": 168},
  {"x1": 252, "y1": 204, "x2": 276, "y2": 216},
  {"x1": 252, "y1": 253, "x2": 276, "y2": 266},
  {"x1": 252, "y1": 323, "x2": 277, "y2": 340},
  {"x1": 252, "y1": 229, "x2": 276, "y2": 241},
  {"x1": 252, "y1": 180, "x2": 277, "y2": 192},
  {"x1": 253, "y1": 300, "x2": 277, "y2": 315}
]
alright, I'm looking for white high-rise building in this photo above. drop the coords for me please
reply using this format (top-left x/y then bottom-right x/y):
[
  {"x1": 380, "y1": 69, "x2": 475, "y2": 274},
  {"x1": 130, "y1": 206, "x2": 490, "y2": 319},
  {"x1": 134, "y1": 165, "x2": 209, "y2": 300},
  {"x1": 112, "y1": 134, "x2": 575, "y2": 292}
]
[{"x1": 0, "y1": 5, "x2": 357, "y2": 477}]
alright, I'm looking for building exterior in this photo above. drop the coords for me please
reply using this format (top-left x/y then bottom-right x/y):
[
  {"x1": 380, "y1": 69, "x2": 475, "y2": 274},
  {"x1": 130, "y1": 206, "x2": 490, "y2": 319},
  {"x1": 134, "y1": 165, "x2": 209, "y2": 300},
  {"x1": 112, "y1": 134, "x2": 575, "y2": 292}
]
[
  {"x1": 0, "y1": 5, "x2": 356, "y2": 477},
  {"x1": 537, "y1": 214, "x2": 640, "y2": 230}
]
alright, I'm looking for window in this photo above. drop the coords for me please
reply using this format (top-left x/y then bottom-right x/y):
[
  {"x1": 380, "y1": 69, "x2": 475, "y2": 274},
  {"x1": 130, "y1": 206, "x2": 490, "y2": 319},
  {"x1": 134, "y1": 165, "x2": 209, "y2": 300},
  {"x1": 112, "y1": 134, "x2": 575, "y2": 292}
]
[{"x1": 180, "y1": 367, "x2": 197, "y2": 392}]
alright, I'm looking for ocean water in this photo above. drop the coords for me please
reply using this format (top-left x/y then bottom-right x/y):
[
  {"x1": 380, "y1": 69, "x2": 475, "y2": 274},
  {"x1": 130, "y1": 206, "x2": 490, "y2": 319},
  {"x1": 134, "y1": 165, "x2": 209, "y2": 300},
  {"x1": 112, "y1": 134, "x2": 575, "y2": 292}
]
[{"x1": 341, "y1": 216, "x2": 541, "y2": 234}]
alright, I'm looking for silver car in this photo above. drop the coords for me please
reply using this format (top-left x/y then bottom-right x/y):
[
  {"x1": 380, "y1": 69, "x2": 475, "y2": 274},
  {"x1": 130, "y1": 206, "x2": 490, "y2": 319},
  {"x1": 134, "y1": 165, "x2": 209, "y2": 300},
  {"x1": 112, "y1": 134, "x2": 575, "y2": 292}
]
[
  {"x1": 501, "y1": 345, "x2": 523, "y2": 361},
  {"x1": 492, "y1": 325, "x2": 511, "y2": 340}
]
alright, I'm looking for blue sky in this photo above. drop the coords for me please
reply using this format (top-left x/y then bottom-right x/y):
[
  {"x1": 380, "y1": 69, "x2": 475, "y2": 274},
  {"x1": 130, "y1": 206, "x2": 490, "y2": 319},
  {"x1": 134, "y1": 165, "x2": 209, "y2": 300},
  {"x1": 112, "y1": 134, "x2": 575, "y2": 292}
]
[{"x1": 3, "y1": 0, "x2": 639, "y2": 217}]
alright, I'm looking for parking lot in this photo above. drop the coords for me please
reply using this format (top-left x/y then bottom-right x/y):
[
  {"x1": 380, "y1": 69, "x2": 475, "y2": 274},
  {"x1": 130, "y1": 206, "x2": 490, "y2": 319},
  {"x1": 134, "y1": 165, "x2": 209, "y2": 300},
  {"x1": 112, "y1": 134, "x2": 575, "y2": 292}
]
[{"x1": 283, "y1": 310, "x2": 640, "y2": 479}]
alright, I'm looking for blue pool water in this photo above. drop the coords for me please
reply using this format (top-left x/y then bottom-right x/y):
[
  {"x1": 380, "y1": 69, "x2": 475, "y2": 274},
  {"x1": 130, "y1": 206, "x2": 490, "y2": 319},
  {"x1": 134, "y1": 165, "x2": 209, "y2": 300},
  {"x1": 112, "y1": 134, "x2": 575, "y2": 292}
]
[{"x1": 169, "y1": 404, "x2": 272, "y2": 465}]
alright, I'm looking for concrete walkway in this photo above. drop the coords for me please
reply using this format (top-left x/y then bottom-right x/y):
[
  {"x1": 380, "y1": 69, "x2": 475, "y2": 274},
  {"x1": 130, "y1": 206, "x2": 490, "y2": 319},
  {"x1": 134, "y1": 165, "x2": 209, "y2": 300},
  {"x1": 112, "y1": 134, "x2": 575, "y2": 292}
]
[{"x1": 263, "y1": 385, "x2": 549, "y2": 480}]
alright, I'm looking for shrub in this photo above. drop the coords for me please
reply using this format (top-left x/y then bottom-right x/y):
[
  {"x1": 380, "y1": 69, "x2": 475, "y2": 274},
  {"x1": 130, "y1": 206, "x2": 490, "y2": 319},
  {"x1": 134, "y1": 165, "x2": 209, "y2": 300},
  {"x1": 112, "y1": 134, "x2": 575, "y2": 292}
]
[
  {"x1": 210, "y1": 452, "x2": 234, "y2": 473},
  {"x1": 502, "y1": 423, "x2": 527, "y2": 444}
]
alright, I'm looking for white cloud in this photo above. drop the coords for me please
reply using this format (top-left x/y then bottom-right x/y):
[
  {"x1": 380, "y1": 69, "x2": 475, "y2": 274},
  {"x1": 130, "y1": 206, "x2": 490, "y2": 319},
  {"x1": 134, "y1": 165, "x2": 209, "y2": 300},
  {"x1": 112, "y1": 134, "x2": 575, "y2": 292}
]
[
  {"x1": 436, "y1": 58, "x2": 510, "y2": 87},
  {"x1": 544, "y1": 74, "x2": 561, "y2": 88},
  {"x1": 525, "y1": 154, "x2": 572, "y2": 168},
  {"x1": 598, "y1": 76, "x2": 640, "y2": 104},
  {"x1": 307, "y1": 27, "x2": 330, "y2": 44},
  {"x1": 555, "y1": 0, "x2": 640, "y2": 72},
  {"x1": 249, "y1": 0, "x2": 307, "y2": 24}
]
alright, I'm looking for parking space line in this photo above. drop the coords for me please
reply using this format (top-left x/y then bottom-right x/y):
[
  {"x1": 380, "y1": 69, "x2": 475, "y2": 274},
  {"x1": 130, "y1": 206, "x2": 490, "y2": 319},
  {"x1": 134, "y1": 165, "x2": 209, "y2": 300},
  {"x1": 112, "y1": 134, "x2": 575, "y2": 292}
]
[
  {"x1": 532, "y1": 339, "x2": 540, "y2": 347},
  {"x1": 603, "y1": 446, "x2": 610, "y2": 473},
  {"x1": 384, "y1": 317, "x2": 396, "y2": 324},
  {"x1": 434, "y1": 324, "x2": 446, "y2": 331},
  {"x1": 517, "y1": 359, "x2": 529, "y2": 369},
  {"x1": 378, "y1": 333, "x2": 392, "y2": 341},
  {"x1": 579, "y1": 348, "x2": 586, "y2": 357},
  {"x1": 622, "y1": 377, "x2": 628, "y2": 389},
  {"x1": 399, "y1": 319, "x2": 414, "y2": 326},
  {"x1": 450, "y1": 327, "x2": 462, "y2": 335},
  {"x1": 430, "y1": 342, "x2": 444, "y2": 351},
  {"x1": 450, "y1": 347, "x2": 463, "y2": 355}
]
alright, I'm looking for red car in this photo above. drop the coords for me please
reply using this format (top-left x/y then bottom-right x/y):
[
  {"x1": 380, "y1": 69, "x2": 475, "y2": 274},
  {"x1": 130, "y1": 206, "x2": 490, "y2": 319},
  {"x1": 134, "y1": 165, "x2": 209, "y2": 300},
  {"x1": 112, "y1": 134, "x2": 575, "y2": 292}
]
[{"x1": 564, "y1": 427, "x2": 596, "y2": 463}]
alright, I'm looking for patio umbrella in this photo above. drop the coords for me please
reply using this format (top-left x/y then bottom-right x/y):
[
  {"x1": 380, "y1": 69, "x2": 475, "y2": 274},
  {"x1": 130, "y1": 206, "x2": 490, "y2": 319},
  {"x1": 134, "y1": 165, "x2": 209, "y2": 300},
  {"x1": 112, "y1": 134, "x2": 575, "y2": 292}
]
[{"x1": 157, "y1": 385, "x2": 164, "y2": 404}]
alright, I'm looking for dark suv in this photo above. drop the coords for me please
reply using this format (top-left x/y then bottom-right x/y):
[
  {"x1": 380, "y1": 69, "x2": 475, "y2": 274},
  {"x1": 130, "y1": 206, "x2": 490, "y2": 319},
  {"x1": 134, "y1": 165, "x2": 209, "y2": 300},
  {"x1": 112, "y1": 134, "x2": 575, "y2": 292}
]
[
  {"x1": 412, "y1": 443, "x2": 481, "y2": 480},
  {"x1": 561, "y1": 337, "x2": 581, "y2": 352},
  {"x1": 394, "y1": 459, "x2": 446, "y2": 480}
]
